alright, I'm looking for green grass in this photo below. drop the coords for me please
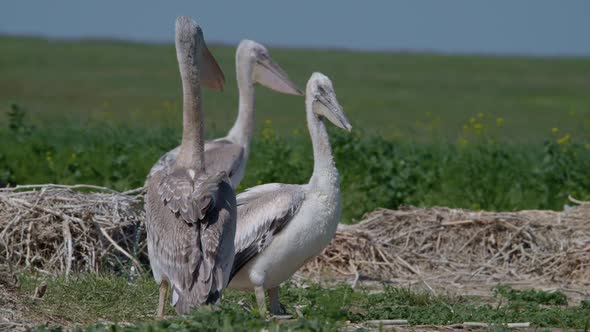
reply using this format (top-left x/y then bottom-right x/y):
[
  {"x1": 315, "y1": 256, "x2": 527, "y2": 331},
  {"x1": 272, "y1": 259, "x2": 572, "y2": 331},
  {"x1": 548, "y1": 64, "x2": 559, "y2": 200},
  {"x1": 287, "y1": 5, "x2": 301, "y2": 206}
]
[
  {"x1": 2, "y1": 35, "x2": 590, "y2": 142},
  {"x1": 17, "y1": 273, "x2": 590, "y2": 331}
]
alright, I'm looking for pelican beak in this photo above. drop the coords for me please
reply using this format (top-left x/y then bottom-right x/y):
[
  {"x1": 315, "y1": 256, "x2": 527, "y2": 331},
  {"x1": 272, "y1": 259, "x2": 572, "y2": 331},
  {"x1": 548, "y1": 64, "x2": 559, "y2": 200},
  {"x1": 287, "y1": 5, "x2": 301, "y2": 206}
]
[
  {"x1": 176, "y1": 16, "x2": 225, "y2": 92},
  {"x1": 315, "y1": 89, "x2": 352, "y2": 132},
  {"x1": 254, "y1": 55, "x2": 303, "y2": 96},
  {"x1": 200, "y1": 42, "x2": 226, "y2": 92}
]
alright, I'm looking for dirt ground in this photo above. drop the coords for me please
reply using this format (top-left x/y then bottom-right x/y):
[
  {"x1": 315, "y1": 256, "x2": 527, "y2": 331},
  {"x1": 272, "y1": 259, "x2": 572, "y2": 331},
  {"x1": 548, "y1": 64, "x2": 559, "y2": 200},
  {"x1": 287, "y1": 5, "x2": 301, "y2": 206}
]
[{"x1": 0, "y1": 270, "x2": 36, "y2": 332}]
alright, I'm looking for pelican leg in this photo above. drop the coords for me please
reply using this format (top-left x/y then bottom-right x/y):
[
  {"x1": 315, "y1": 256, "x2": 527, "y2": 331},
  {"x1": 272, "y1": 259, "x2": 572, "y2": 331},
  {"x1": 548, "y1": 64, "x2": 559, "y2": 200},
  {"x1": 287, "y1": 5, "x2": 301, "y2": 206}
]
[
  {"x1": 268, "y1": 287, "x2": 282, "y2": 315},
  {"x1": 254, "y1": 286, "x2": 267, "y2": 317},
  {"x1": 269, "y1": 287, "x2": 292, "y2": 319},
  {"x1": 157, "y1": 280, "x2": 169, "y2": 319}
]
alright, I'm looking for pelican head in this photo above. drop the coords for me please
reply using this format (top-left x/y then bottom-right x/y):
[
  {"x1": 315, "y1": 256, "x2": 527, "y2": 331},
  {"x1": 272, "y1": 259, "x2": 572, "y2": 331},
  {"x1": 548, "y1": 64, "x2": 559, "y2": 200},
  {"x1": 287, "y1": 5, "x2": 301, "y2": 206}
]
[
  {"x1": 307, "y1": 72, "x2": 352, "y2": 132},
  {"x1": 237, "y1": 40, "x2": 303, "y2": 96},
  {"x1": 175, "y1": 16, "x2": 225, "y2": 91}
]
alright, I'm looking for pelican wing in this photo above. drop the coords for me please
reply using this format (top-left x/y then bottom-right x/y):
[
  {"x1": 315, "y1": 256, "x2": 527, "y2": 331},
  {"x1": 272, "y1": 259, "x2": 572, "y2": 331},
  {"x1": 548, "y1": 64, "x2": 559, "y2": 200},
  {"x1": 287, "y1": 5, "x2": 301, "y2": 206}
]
[
  {"x1": 157, "y1": 169, "x2": 228, "y2": 224},
  {"x1": 175, "y1": 179, "x2": 236, "y2": 308},
  {"x1": 204, "y1": 139, "x2": 244, "y2": 179},
  {"x1": 229, "y1": 183, "x2": 305, "y2": 281},
  {"x1": 153, "y1": 170, "x2": 236, "y2": 309},
  {"x1": 148, "y1": 146, "x2": 180, "y2": 179}
]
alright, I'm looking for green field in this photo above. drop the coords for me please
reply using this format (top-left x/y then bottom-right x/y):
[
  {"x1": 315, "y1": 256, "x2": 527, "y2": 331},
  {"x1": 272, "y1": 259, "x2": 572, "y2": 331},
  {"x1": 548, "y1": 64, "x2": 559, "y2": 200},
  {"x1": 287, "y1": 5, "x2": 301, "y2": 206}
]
[
  {"x1": 1, "y1": 36, "x2": 590, "y2": 222},
  {"x1": 2, "y1": 36, "x2": 590, "y2": 142}
]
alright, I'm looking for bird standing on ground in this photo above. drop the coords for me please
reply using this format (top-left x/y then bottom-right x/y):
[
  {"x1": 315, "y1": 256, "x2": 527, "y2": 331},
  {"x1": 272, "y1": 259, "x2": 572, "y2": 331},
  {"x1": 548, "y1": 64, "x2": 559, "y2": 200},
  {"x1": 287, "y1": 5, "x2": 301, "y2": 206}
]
[
  {"x1": 227, "y1": 72, "x2": 352, "y2": 316},
  {"x1": 148, "y1": 40, "x2": 303, "y2": 189},
  {"x1": 145, "y1": 16, "x2": 236, "y2": 318}
]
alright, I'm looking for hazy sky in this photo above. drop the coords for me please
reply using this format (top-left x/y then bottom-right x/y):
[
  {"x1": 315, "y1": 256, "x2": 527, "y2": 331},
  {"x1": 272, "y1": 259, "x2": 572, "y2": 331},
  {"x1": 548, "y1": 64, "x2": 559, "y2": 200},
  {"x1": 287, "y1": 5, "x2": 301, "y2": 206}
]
[{"x1": 1, "y1": 0, "x2": 589, "y2": 56}]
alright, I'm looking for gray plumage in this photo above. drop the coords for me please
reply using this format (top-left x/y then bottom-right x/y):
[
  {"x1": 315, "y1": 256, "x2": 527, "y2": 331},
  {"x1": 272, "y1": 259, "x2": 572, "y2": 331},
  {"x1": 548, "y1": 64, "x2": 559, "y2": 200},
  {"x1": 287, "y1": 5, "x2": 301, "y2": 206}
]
[
  {"x1": 147, "y1": 170, "x2": 235, "y2": 312},
  {"x1": 149, "y1": 139, "x2": 244, "y2": 188},
  {"x1": 145, "y1": 16, "x2": 236, "y2": 317}
]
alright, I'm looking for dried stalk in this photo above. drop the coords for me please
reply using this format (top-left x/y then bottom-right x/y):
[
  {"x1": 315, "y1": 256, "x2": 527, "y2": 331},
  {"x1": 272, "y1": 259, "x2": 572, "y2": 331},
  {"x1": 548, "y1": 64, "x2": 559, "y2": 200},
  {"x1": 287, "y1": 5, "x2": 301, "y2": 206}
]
[{"x1": 1, "y1": 184, "x2": 589, "y2": 291}]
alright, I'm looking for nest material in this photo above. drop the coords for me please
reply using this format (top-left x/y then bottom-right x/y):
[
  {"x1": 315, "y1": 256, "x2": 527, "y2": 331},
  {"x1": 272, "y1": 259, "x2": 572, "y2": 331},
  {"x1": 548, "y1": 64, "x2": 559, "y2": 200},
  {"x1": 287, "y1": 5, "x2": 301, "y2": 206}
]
[
  {"x1": 0, "y1": 185, "x2": 145, "y2": 276},
  {"x1": 1, "y1": 184, "x2": 589, "y2": 289},
  {"x1": 301, "y1": 204, "x2": 590, "y2": 287}
]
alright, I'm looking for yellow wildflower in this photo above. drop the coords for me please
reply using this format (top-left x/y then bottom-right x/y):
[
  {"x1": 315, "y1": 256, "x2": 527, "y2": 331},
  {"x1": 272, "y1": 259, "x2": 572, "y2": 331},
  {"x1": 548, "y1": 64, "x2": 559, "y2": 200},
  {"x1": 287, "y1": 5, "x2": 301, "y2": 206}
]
[
  {"x1": 551, "y1": 127, "x2": 559, "y2": 134},
  {"x1": 469, "y1": 117, "x2": 476, "y2": 125},
  {"x1": 477, "y1": 112, "x2": 484, "y2": 119},
  {"x1": 557, "y1": 134, "x2": 571, "y2": 145},
  {"x1": 496, "y1": 117, "x2": 504, "y2": 127}
]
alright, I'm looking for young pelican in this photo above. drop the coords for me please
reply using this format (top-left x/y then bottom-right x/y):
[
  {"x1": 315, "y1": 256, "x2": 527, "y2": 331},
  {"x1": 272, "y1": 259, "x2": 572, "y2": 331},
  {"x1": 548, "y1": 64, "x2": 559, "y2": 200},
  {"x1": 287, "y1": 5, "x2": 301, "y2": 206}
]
[
  {"x1": 227, "y1": 72, "x2": 352, "y2": 316},
  {"x1": 145, "y1": 17, "x2": 236, "y2": 317},
  {"x1": 149, "y1": 40, "x2": 303, "y2": 189}
]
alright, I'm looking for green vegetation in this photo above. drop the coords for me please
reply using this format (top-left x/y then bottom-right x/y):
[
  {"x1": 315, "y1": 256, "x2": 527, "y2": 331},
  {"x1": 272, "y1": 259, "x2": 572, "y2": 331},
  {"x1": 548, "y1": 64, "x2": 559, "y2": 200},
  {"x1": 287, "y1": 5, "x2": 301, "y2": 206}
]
[
  {"x1": 2, "y1": 36, "x2": 590, "y2": 142},
  {"x1": 1, "y1": 105, "x2": 590, "y2": 222},
  {"x1": 18, "y1": 274, "x2": 590, "y2": 331},
  {"x1": 494, "y1": 284, "x2": 568, "y2": 306},
  {"x1": 2, "y1": 36, "x2": 590, "y2": 221}
]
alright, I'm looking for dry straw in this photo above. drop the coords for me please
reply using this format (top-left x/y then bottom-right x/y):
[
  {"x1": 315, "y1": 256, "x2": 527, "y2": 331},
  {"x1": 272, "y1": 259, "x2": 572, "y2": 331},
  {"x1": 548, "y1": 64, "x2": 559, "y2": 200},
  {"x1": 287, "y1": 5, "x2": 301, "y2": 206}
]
[
  {"x1": 0, "y1": 184, "x2": 145, "y2": 276},
  {"x1": 1, "y1": 184, "x2": 589, "y2": 290},
  {"x1": 302, "y1": 203, "x2": 590, "y2": 289}
]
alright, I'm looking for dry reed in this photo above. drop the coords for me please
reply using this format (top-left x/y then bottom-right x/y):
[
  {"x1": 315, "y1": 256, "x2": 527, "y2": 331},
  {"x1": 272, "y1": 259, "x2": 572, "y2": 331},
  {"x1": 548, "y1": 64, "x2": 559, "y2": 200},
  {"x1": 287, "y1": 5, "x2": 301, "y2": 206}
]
[{"x1": 1, "y1": 184, "x2": 588, "y2": 290}]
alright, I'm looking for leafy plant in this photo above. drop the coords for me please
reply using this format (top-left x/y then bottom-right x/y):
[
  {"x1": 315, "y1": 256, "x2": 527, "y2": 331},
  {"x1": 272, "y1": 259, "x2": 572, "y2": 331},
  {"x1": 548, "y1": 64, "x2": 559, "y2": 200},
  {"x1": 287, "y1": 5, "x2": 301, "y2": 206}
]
[
  {"x1": 1, "y1": 117, "x2": 590, "y2": 222},
  {"x1": 494, "y1": 284, "x2": 568, "y2": 306}
]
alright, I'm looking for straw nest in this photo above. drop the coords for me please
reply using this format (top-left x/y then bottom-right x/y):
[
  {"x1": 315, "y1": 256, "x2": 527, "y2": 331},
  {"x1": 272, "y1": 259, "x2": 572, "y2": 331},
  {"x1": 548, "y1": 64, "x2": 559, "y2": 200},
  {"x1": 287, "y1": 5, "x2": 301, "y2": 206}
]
[
  {"x1": 1, "y1": 184, "x2": 589, "y2": 288},
  {"x1": 301, "y1": 203, "x2": 590, "y2": 288},
  {"x1": 0, "y1": 185, "x2": 145, "y2": 276}
]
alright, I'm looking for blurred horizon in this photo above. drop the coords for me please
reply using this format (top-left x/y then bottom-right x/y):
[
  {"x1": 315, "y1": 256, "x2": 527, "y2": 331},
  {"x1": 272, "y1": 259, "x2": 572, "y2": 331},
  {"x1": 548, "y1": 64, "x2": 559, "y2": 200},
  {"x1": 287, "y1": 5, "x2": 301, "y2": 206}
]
[{"x1": 2, "y1": 0, "x2": 590, "y2": 56}]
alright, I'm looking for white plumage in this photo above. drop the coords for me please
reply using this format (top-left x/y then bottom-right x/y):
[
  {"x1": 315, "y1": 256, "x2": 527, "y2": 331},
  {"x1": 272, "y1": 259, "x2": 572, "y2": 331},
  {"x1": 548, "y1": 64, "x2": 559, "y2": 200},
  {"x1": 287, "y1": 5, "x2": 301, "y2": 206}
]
[{"x1": 227, "y1": 72, "x2": 352, "y2": 316}]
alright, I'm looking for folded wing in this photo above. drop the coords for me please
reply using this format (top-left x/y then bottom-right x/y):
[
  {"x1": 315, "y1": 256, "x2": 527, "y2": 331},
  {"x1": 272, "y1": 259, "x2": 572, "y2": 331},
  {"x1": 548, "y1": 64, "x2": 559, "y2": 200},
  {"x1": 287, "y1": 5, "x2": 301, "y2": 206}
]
[
  {"x1": 155, "y1": 169, "x2": 235, "y2": 309},
  {"x1": 229, "y1": 183, "x2": 305, "y2": 281}
]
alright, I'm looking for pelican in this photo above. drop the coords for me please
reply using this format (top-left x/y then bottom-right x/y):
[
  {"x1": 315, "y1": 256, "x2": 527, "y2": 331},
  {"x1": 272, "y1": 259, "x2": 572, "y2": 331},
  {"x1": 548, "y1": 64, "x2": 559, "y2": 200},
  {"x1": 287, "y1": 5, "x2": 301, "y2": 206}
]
[
  {"x1": 227, "y1": 72, "x2": 352, "y2": 316},
  {"x1": 145, "y1": 17, "x2": 236, "y2": 318},
  {"x1": 148, "y1": 39, "x2": 303, "y2": 189}
]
